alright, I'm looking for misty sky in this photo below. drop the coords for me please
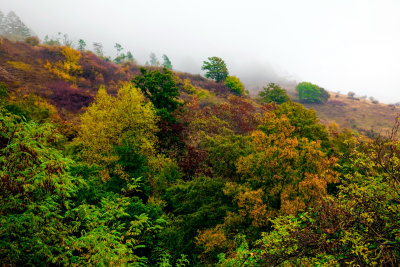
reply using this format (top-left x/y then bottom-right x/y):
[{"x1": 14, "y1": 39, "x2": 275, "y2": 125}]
[{"x1": 2, "y1": 0, "x2": 400, "y2": 103}]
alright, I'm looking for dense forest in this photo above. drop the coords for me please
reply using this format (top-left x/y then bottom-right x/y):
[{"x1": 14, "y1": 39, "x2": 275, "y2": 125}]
[{"x1": 1, "y1": 11, "x2": 400, "y2": 266}]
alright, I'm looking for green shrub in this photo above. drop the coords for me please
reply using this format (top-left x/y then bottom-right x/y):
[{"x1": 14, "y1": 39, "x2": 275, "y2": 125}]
[
  {"x1": 296, "y1": 81, "x2": 330, "y2": 103},
  {"x1": 258, "y1": 82, "x2": 290, "y2": 104},
  {"x1": 224, "y1": 75, "x2": 245, "y2": 95}
]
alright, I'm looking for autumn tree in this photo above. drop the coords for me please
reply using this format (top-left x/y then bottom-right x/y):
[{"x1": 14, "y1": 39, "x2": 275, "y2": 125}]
[
  {"x1": 44, "y1": 46, "x2": 82, "y2": 83},
  {"x1": 219, "y1": 120, "x2": 400, "y2": 266},
  {"x1": 224, "y1": 75, "x2": 245, "y2": 95},
  {"x1": 196, "y1": 111, "x2": 338, "y2": 262},
  {"x1": 201, "y1": 57, "x2": 229, "y2": 82},
  {"x1": 76, "y1": 84, "x2": 158, "y2": 167}
]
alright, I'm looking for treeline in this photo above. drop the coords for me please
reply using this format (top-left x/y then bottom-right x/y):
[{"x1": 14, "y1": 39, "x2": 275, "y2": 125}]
[{"x1": 1, "y1": 43, "x2": 400, "y2": 266}]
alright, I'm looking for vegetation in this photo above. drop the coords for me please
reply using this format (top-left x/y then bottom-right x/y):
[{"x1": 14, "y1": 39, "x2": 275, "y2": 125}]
[
  {"x1": 225, "y1": 75, "x2": 245, "y2": 95},
  {"x1": 202, "y1": 56, "x2": 229, "y2": 82},
  {"x1": 1, "y1": 35, "x2": 399, "y2": 266},
  {"x1": 296, "y1": 81, "x2": 330, "y2": 104},
  {"x1": 258, "y1": 82, "x2": 290, "y2": 104}
]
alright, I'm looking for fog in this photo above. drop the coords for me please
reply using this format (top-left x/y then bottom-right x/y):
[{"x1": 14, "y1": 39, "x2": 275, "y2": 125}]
[{"x1": 2, "y1": 0, "x2": 400, "y2": 103}]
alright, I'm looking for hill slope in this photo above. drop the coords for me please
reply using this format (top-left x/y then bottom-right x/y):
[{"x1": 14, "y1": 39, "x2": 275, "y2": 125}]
[{"x1": 283, "y1": 86, "x2": 399, "y2": 135}]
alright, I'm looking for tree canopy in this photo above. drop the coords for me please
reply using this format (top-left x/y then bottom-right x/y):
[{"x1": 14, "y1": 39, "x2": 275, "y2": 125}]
[
  {"x1": 201, "y1": 56, "x2": 229, "y2": 82},
  {"x1": 296, "y1": 81, "x2": 330, "y2": 104},
  {"x1": 258, "y1": 82, "x2": 290, "y2": 104}
]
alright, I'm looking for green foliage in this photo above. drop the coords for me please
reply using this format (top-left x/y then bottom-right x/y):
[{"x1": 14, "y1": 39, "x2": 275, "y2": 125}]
[
  {"x1": 0, "y1": 82, "x2": 8, "y2": 104},
  {"x1": 78, "y1": 39, "x2": 86, "y2": 51},
  {"x1": 201, "y1": 56, "x2": 229, "y2": 82},
  {"x1": 296, "y1": 81, "x2": 330, "y2": 103},
  {"x1": 162, "y1": 54, "x2": 173, "y2": 69},
  {"x1": 0, "y1": 109, "x2": 77, "y2": 265},
  {"x1": 225, "y1": 75, "x2": 245, "y2": 95},
  {"x1": 5, "y1": 94, "x2": 56, "y2": 123},
  {"x1": 203, "y1": 134, "x2": 252, "y2": 180},
  {"x1": 131, "y1": 67, "x2": 182, "y2": 123},
  {"x1": 161, "y1": 176, "x2": 232, "y2": 263},
  {"x1": 258, "y1": 82, "x2": 290, "y2": 104}
]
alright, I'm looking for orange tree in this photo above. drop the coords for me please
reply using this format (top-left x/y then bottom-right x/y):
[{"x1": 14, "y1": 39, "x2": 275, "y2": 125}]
[{"x1": 196, "y1": 110, "x2": 338, "y2": 263}]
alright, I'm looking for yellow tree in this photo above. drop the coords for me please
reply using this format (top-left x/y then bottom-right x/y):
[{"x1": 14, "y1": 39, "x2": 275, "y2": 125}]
[
  {"x1": 76, "y1": 84, "x2": 158, "y2": 168},
  {"x1": 45, "y1": 46, "x2": 82, "y2": 83}
]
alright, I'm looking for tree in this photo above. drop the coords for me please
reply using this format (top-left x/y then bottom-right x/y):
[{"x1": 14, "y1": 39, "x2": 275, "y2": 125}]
[
  {"x1": 114, "y1": 43, "x2": 123, "y2": 54},
  {"x1": 296, "y1": 82, "x2": 330, "y2": 104},
  {"x1": 162, "y1": 54, "x2": 173, "y2": 69},
  {"x1": 131, "y1": 67, "x2": 181, "y2": 123},
  {"x1": 258, "y1": 82, "x2": 290, "y2": 104},
  {"x1": 220, "y1": 121, "x2": 400, "y2": 266},
  {"x1": 76, "y1": 84, "x2": 159, "y2": 166},
  {"x1": 126, "y1": 51, "x2": 135, "y2": 63},
  {"x1": 0, "y1": 11, "x2": 33, "y2": 41},
  {"x1": 62, "y1": 33, "x2": 73, "y2": 47},
  {"x1": 224, "y1": 75, "x2": 245, "y2": 95},
  {"x1": 201, "y1": 57, "x2": 229, "y2": 82},
  {"x1": 93, "y1": 42, "x2": 103, "y2": 57},
  {"x1": 78, "y1": 39, "x2": 86, "y2": 51},
  {"x1": 150, "y1": 52, "x2": 160, "y2": 66}
]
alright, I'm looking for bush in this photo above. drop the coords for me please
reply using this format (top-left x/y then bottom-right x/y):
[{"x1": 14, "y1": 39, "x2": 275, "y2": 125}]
[
  {"x1": 296, "y1": 82, "x2": 330, "y2": 104},
  {"x1": 24, "y1": 36, "x2": 40, "y2": 46},
  {"x1": 224, "y1": 75, "x2": 245, "y2": 95},
  {"x1": 258, "y1": 82, "x2": 290, "y2": 104}
]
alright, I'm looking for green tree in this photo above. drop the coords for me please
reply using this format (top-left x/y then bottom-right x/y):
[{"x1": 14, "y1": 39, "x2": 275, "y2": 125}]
[
  {"x1": 126, "y1": 51, "x2": 135, "y2": 63},
  {"x1": 78, "y1": 39, "x2": 86, "y2": 51},
  {"x1": 296, "y1": 81, "x2": 330, "y2": 104},
  {"x1": 162, "y1": 54, "x2": 173, "y2": 69},
  {"x1": 131, "y1": 67, "x2": 181, "y2": 123},
  {"x1": 201, "y1": 57, "x2": 229, "y2": 82},
  {"x1": 258, "y1": 82, "x2": 290, "y2": 104},
  {"x1": 224, "y1": 75, "x2": 245, "y2": 95}
]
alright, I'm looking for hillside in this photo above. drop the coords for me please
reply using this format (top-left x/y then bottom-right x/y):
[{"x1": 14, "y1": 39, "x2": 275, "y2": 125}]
[
  {"x1": 2, "y1": 37, "x2": 400, "y2": 266},
  {"x1": 0, "y1": 37, "x2": 231, "y2": 123},
  {"x1": 283, "y1": 86, "x2": 399, "y2": 135},
  {"x1": 304, "y1": 94, "x2": 399, "y2": 135}
]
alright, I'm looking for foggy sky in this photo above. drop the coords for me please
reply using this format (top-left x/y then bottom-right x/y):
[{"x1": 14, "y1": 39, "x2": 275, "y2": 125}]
[{"x1": 2, "y1": 0, "x2": 400, "y2": 103}]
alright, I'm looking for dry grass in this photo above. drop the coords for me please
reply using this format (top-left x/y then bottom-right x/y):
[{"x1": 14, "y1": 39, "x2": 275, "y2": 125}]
[{"x1": 303, "y1": 94, "x2": 398, "y2": 135}]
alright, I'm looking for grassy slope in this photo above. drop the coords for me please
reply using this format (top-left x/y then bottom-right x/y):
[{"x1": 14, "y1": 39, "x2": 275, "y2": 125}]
[{"x1": 284, "y1": 87, "x2": 399, "y2": 134}]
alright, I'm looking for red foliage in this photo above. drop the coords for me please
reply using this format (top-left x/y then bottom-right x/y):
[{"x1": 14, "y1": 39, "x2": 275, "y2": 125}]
[
  {"x1": 213, "y1": 96, "x2": 261, "y2": 134},
  {"x1": 47, "y1": 82, "x2": 93, "y2": 113}
]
